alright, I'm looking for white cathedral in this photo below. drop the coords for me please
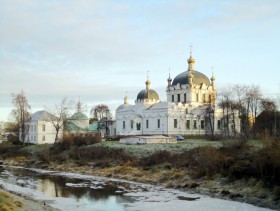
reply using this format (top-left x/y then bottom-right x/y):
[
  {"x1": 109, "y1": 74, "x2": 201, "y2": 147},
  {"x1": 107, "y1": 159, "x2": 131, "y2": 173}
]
[{"x1": 116, "y1": 53, "x2": 241, "y2": 136}]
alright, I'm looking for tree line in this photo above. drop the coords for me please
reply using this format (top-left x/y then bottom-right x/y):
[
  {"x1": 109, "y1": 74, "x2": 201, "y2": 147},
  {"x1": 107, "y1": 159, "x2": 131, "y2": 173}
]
[
  {"x1": 4, "y1": 85, "x2": 280, "y2": 144},
  {"x1": 4, "y1": 91, "x2": 112, "y2": 145},
  {"x1": 212, "y1": 84, "x2": 279, "y2": 140}
]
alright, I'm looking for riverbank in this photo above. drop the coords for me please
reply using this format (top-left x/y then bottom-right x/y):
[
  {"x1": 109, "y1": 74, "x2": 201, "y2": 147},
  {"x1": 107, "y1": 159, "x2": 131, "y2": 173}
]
[
  {"x1": 0, "y1": 139, "x2": 280, "y2": 210},
  {"x1": 0, "y1": 188, "x2": 59, "y2": 211}
]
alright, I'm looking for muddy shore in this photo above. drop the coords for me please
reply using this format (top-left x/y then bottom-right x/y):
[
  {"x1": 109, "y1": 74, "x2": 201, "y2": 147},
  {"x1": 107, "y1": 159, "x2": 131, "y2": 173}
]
[
  {"x1": 2, "y1": 158, "x2": 279, "y2": 210},
  {"x1": 0, "y1": 188, "x2": 59, "y2": 211},
  {"x1": 1, "y1": 140, "x2": 279, "y2": 210}
]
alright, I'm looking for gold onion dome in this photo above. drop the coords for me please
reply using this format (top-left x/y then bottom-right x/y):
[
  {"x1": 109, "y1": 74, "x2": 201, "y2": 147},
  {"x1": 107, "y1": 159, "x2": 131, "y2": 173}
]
[
  {"x1": 172, "y1": 54, "x2": 210, "y2": 86},
  {"x1": 145, "y1": 79, "x2": 151, "y2": 89},
  {"x1": 187, "y1": 56, "x2": 195, "y2": 64}
]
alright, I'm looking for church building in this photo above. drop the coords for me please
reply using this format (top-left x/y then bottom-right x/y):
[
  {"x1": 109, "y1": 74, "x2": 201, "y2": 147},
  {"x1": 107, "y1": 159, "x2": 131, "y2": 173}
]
[{"x1": 116, "y1": 52, "x2": 240, "y2": 136}]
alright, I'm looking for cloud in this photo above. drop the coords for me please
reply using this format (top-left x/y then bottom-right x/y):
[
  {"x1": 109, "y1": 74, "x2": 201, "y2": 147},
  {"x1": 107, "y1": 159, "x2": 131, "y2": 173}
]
[{"x1": 1, "y1": 0, "x2": 280, "y2": 121}]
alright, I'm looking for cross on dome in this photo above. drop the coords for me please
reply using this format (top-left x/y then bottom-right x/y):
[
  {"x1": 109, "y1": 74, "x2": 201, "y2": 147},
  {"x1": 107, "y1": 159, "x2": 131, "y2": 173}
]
[{"x1": 189, "y1": 44, "x2": 193, "y2": 57}]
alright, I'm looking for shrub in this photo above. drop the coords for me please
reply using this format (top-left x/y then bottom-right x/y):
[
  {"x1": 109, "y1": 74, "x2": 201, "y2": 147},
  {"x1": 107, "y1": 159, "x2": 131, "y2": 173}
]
[
  {"x1": 228, "y1": 160, "x2": 258, "y2": 179},
  {"x1": 73, "y1": 134, "x2": 101, "y2": 146},
  {"x1": 188, "y1": 146, "x2": 228, "y2": 178},
  {"x1": 252, "y1": 141, "x2": 280, "y2": 185},
  {"x1": 222, "y1": 139, "x2": 248, "y2": 149},
  {"x1": 69, "y1": 146, "x2": 135, "y2": 165},
  {"x1": 53, "y1": 152, "x2": 69, "y2": 163},
  {"x1": 36, "y1": 151, "x2": 50, "y2": 163},
  {"x1": 139, "y1": 151, "x2": 172, "y2": 166}
]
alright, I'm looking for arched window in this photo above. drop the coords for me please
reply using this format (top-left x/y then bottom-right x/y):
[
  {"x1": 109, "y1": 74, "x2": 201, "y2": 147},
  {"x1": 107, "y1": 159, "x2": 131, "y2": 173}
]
[
  {"x1": 202, "y1": 94, "x2": 206, "y2": 103},
  {"x1": 186, "y1": 120, "x2": 190, "y2": 129},
  {"x1": 193, "y1": 120, "x2": 197, "y2": 129},
  {"x1": 185, "y1": 108, "x2": 188, "y2": 114},
  {"x1": 136, "y1": 123, "x2": 141, "y2": 130}
]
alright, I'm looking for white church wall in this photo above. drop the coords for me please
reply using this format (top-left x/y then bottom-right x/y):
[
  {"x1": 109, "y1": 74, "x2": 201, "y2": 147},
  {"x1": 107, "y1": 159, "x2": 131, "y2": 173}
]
[{"x1": 28, "y1": 120, "x2": 63, "y2": 144}]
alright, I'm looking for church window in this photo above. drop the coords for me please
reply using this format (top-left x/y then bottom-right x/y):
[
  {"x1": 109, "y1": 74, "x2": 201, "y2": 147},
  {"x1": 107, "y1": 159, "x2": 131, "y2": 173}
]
[
  {"x1": 42, "y1": 124, "x2": 46, "y2": 132},
  {"x1": 202, "y1": 94, "x2": 206, "y2": 103},
  {"x1": 193, "y1": 120, "x2": 197, "y2": 129},
  {"x1": 146, "y1": 120, "x2": 149, "y2": 128},
  {"x1": 201, "y1": 120, "x2": 205, "y2": 129},
  {"x1": 217, "y1": 120, "x2": 221, "y2": 129},
  {"x1": 177, "y1": 94, "x2": 180, "y2": 102},
  {"x1": 42, "y1": 135, "x2": 45, "y2": 141},
  {"x1": 184, "y1": 93, "x2": 186, "y2": 103},
  {"x1": 174, "y1": 119, "x2": 178, "y2": 128},
  {"x1": 130, "y1": 120, "x2": 133, "y2": 129},
  {"x1": 136, "y1": 123, "x2": 141, "y2": 130},
  {"x1": 157, "y1": 119, "x2": 160, "y2": 128},
  {"x1": 123, "y1": 121, "x2": 126, "y2": 129},
  {"x1": 196, "y1": 93, "x2": 199, "y2": 102},
  {"x1": 186, "y1": 120, "x2": 190, "y2": 129},
  {"x1": 172, "y1": 95, "x2": 174, "y2": 102}
]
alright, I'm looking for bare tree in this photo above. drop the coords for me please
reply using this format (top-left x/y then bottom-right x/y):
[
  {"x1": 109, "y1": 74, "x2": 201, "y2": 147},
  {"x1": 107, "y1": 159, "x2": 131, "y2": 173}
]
[
  {"x1": 253, "y1": 98, "x2": 277, "y2": 137},
  {"x1": 11, "y1": 90, "x2": 31, "y2": 144},
  {"x1": 45, "y1": 98, "x2": 73, "y2": 143},
  {"x1": 90, "y1": 104, "x2": 111, "y2": 121},
  {"x1": 204, "y1": 92, "x2": 216, "y2": 138},
  {"x1": 232, "y1": 84, "x2": 249, "y2": 138},
  {"x1": 245, "y1": 85, "x2": 262, "y2": 138},
  {"x1": 90, "y1": 104, "x2": 111, "y2": 136},
  {"x1": 218, "y1": 86, "x2": 240, "y2": 137}
]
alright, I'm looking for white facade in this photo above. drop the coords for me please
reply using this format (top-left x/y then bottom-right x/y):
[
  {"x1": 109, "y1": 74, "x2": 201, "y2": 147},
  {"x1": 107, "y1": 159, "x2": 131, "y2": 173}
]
[
  {"x1": 116, "y1": 54, "x2": 240, "y2": 136},
  {"x1": 28, "y1": 111, "x2": 63, "y2": 144}
]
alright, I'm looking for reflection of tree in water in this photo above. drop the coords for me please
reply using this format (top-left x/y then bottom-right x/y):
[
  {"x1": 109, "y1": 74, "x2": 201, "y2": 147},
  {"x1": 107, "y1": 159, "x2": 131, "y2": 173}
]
[
  {"x1": 1, "y1": 167, "x2": 134, "y2": 203},
  {"x1": 41, "y1": 175, "x2": 123, "y2": 201}
]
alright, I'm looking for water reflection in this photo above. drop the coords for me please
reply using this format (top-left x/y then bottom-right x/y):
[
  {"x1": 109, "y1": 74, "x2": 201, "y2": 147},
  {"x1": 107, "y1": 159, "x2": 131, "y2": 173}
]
[{"x1": 0, "y1": 166, "x2": 135, "y2": 209}]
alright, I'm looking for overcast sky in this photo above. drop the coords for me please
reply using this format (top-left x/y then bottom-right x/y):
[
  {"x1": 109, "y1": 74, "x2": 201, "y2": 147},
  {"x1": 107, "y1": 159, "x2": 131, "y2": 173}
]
[{"x1": 1, "y1": 0, "x2": 280, "y2": 121}]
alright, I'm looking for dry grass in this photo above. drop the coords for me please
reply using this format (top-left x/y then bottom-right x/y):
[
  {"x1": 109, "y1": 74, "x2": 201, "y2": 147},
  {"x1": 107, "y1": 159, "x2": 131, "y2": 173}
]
[
  {"x1": 0, "y1": 191, "x2": 22, "y2": 211},
  {"x1": 252, "y1": 141, "x2": 280, "y2": 184}
]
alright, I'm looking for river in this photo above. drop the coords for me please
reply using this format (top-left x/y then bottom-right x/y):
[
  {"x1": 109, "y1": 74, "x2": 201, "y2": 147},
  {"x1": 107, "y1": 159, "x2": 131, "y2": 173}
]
[{"x1": 0, "y1": 166, "x2": 273, "y2": 211}]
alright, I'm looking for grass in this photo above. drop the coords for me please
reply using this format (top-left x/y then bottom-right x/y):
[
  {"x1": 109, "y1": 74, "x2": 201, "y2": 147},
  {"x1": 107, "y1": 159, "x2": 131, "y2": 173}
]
[
  {"x1": 0, "y1": 191, "x2": 22, "y2": 211},
  {"x1": 98, "y1": 139, "x2": 222, "y2": 157}
]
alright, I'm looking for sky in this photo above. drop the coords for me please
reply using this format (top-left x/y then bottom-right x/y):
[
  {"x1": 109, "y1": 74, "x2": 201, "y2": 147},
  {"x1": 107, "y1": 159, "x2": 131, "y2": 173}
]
[{"x1": 1, "y1": 0, "x2": 280, "y2": 122}]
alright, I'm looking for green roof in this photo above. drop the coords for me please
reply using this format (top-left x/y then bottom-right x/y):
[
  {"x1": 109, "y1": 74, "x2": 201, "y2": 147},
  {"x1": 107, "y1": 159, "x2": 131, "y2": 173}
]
[
  {"x1": 65, "y1": 121, "x2": 85, "y2": 131},
  {"x1": 88, "y1": 123, "x2": 98, "y2": 131},
  {"x1": 69, "y1": 112, "x2": 88, "y2": 120},
  {"x1": 65, "y1": 122, "x2": 99, "y2": 132}
]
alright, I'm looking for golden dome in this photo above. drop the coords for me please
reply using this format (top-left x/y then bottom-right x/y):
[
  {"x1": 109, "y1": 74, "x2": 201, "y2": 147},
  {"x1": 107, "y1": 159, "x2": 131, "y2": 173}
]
[
  {"x1": 145, "y1": 79, "x2": 151, "y2": 89},
  {"x1": 187, "y1": 56, "x2": 195, "y2": 64}
]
